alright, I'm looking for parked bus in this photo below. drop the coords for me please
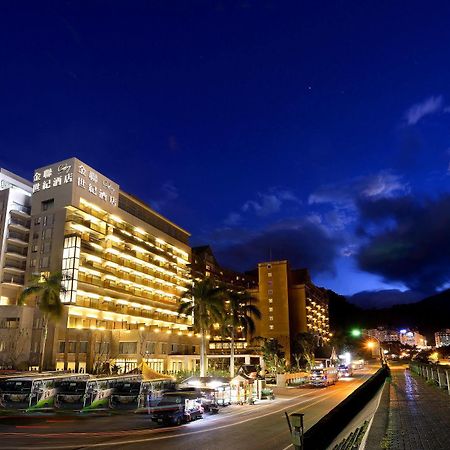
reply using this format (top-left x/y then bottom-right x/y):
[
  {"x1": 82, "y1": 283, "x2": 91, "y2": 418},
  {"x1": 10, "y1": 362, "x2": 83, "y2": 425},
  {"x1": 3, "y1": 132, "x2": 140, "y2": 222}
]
[
  {"x1": 54, "y1": 378, "x2": 89, "y2": 410},
  {"x1": 0, "y1": 373, "x2": 89, "y2": 411},
  {"x1": 82, "y1": 375, "x2": 142, "y2": 411}
]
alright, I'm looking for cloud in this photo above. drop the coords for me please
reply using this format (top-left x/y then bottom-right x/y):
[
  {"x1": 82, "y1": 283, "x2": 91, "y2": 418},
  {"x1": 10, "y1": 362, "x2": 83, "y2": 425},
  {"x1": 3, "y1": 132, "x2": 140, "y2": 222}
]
[
  {"x1": 242, "y1": 188, "x2": 300, "y2": 217},
  {"x1": 222, "y1": 187, "x2": 300, "y2": 226},
  {"x1": 215, "y1": 219, "x2": 340, "y2": 274},
  {"x1": 405, "y1": 95, "x2": 444, "y2": 125},
  {"x1": 151, "y1": 180, "x2": 179, "y2": 211},
  {"x1": 309, "y1": 171, "x2": 409, "y2": 207},
  {"x1": 356, "y1": 194, "x2": 450, "y2": 292},
  {"x1": 308, "y1": 171, "x2": 409, "y2": 231}
]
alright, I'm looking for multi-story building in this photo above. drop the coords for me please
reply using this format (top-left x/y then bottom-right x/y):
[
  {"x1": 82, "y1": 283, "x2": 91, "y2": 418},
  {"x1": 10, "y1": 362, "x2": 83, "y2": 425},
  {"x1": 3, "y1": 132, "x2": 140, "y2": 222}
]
[
  {"x1": 250, "y1": 260, "x2": 331, "y2": 365},
  {"x1": 399, "y1": 329, "x2": 427, "y2": 348},
  {"x1": 191, "y1": 245, "x2": 260, "y2": 370},
  {"x1": 365, "y1": 327, "x2": 400, "y2": 343},
  {"x1": 23, "y1": 157, "x2": 199, "y2": 373},
  {"x1": 0, "y1": 168, "x2": 32, "y2": 305},
  {"x1": 435, "y1": 329, "x2": 450, "y2": 347},
  {"x1": 191, "y1": 245, "x2": 257, "y2": 289},
  {"x1": 0, "y1": 169, "x2": 34, "y2": 369}
]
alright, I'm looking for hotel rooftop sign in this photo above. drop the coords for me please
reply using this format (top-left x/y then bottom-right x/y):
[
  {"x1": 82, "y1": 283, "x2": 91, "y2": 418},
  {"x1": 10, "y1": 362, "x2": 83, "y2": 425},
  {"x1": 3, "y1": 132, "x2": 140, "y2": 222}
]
[{"x1": 32, "y1": 158, "x2": 120, "y2": 214}]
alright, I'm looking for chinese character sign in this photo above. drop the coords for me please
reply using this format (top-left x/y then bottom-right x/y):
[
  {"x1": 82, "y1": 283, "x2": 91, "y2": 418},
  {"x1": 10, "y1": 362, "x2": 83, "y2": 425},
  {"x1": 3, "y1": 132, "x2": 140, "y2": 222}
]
[{"x1": 32, "y1": 159, "x2": 119, "y2": 210}]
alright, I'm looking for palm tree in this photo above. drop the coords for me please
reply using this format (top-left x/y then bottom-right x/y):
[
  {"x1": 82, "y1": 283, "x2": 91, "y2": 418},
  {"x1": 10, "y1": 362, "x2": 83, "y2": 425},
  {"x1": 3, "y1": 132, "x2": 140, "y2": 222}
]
[
  {"x1": 225, "y1": 290, "x2": 261, "y2": 377},
  {"x1": 19, "y1": 272, "x2": 67, "y2": 372},
  {"x1": 178, "y1": 278, "x2": 225, "y2": 377}
]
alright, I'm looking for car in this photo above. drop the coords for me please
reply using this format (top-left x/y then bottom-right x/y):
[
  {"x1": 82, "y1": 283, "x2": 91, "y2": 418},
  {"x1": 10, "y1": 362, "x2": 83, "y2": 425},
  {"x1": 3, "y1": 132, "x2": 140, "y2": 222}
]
[
  {"x1": 337, "y1": 364, "x2": 353, "y2": 378},
  {"x1": 150, "y1": 392, "x2": 203, "y2": 426}
]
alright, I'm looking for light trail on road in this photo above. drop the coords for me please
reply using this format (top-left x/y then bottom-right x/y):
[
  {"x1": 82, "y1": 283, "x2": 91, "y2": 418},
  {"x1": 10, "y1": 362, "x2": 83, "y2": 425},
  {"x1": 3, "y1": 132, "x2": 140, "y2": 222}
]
[{"x1": 0, "y1": 376, "x2": 365, "y2": 450}]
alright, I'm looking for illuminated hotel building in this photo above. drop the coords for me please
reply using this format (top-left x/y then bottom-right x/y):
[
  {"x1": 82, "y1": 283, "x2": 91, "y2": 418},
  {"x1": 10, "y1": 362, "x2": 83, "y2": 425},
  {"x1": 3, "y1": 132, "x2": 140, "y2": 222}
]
[
  {"x1": 0, "y1": 168, "x2": 32, "y2": 305},
  {"x1": 250, "y1": 260, "x2": 331, "y2": 365},
  {"x1": 27, "y1": 158, "x2": 198, "y2": 373}
]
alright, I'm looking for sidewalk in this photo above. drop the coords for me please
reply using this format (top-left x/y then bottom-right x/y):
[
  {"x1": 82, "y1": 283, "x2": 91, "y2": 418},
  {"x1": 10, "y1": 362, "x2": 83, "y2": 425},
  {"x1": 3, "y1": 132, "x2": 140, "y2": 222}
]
[{"x1": 376, "y1": 367, "x2": 450, "y2": 449}]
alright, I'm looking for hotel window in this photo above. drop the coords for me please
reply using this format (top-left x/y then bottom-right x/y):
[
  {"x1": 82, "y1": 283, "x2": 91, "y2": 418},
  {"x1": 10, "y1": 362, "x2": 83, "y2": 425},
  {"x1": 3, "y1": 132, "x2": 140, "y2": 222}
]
[
  {"x1": 40, "y1": 256, "x2": 50, "y2": 268},
  {"x1": 79, "y1": 341, "x2": 88, "y2": 353},
  {"x1": 34, "y1": 217, "x2": 41, "y2": 225},
  {"x1": 41, "y1": 199, "x2": 54, "y2": 211},
  {"x1": 119, "y1": 342, "x2": 137, "y2": 354},
  {"x1": 268, "y1": 290, "x2": 273, "y2": 295},
  {"x1": 268, "y1": 298, "x2": 273, "y2": 303},
  {"x1": 32, "y1": 244, "x2": 38, "y2": 253},
  {"x1": 269, "y1": 325, "x2": 274, "y2": 330},
  {"x1": 58, "y1": 341, "x2": 66, "y2": 353},
  {"x1": 61, "y1": 235, "x2": 81, "y2": 304},
  {"x1": 268, "y1": 272, "x2": 272, "y2": 277},
  {"x1": 269, "y1": 316, "x2": 273, "y2": 321},
  {"x1": 269, "y1": 307, "x2": 273, "y2": 312},
  {"x1": 67, "y1": 341, "x2": 77, "y2": 353}
]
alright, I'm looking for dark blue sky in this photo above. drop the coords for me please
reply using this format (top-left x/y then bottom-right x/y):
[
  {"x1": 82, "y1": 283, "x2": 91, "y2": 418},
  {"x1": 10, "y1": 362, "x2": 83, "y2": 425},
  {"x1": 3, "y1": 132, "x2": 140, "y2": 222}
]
[{"x1": 1, "y1": 1, "x2": 450, "y2": 305}]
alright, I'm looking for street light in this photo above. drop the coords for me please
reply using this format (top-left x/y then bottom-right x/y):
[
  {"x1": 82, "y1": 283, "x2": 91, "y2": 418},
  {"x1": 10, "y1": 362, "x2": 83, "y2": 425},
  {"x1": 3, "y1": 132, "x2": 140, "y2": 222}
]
[{"x1": 351, "y1": 329, "x2": 386, "y2": 367}]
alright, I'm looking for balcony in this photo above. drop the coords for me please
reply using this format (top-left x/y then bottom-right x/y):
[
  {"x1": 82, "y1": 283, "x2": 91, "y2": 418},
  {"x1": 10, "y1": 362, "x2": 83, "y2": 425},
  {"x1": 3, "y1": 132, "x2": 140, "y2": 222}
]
[
  {"x1": 8, "y1": 223, "x2": 30, "y2": 236},
  {"x1": 6, "y1": 234, "x2": 28, "y2": 247},
  {"x1": 10, "y1": 207, "x2": 31, "y2": 218},
  {"x1": 5, "y1": 250, "x2": 27, "y2": 260},
  {"x1": 3, "y1": 262, "x2": 26, "y2": 273},
  {"x1": 1, "y1": 274, "x2": 25, "y2": 286}
]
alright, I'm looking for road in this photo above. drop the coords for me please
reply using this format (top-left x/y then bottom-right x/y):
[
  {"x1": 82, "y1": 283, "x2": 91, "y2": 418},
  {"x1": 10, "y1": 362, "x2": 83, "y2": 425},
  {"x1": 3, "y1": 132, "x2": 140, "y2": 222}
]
[{"x1": 0, "y1": 368, "x2": 376, "y2": 449}]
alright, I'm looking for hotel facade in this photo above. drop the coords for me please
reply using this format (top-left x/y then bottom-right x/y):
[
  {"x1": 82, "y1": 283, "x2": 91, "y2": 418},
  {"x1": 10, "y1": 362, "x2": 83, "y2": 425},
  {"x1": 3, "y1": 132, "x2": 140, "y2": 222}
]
[{"x1": 17, "y1": 157, "x2": 200, "y2": 373}]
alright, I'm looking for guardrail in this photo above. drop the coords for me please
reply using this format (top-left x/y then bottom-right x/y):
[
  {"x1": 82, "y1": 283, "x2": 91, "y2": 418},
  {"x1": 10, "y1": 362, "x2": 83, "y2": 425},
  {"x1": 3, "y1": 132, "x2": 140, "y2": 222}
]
[
  {"x1": 288, "y1": 366, "x2": 390, "y2": 450},
  {"x1": 409, "y1": 362, "x2": 450, "y2": 394}
]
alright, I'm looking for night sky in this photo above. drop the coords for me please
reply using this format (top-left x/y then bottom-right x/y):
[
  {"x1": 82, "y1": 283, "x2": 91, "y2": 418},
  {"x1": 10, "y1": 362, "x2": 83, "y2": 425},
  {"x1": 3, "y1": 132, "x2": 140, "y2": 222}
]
[{"x1": 1, "y1": 1, "x2": 450, "y2": 306}]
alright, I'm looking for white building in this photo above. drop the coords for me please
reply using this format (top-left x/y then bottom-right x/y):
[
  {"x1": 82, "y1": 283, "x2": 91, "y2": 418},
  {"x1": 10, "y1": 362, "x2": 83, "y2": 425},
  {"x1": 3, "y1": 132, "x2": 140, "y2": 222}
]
[
  {"x1": 435, "y1": 329, "x2": 450, "y2": 347},
  {"x1": 399, "y1": 329, "x2": 427, "y2": 348},
  {"x1": 0, "y1": 168, "x2": 33, "y2": 368},
  {"x1": 365, "y1": 327, "x2": 400, "y2": 343},
  {"x1": 0, "y1": 168, "x2": 32, "y2": 305}
]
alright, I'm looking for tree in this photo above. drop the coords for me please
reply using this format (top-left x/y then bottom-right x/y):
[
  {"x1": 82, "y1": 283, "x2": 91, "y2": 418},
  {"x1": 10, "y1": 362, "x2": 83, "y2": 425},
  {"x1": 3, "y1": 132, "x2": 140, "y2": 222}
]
[
  {"x1": 291, "y1": 332, "x2": 317, "y2": 371},
  {"x1": 178, "y1": 278, "x2": 225, "y2": 377},
  {"x1": 259, "y1": 338, "x2": 285, "y2": 374},
  {"x1": 18, "y1": 272, "x2": 67, "y2": 372},
  {"x1": 224, "y1": 290, "x2": 261, "y2": 377},
  {"x1": 0, "y1": 328, "x2": 30, "y2": 370}
]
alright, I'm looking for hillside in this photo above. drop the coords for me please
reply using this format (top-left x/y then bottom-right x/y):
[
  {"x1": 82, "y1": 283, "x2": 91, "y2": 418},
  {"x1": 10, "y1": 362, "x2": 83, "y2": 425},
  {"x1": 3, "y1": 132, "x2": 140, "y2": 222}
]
[{"x1": 328, "y1": 289, "x2": 450, "y2": 342}]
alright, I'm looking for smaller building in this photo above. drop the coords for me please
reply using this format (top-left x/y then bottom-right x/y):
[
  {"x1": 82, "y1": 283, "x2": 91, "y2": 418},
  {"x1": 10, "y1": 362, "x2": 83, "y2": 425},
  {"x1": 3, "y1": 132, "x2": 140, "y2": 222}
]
[
  {"x1": 0, "y1": 168, "x2": 32, "y2": 306},
  {"x1": 435, "y1": 329, "x2": 450, "y2": 347},
  {"x1": 399, "y1": 329, "x2": 427, "y2": 348},
  {"x1": 365, "y1": 327, "x2": 400, "y2": 343},
  {"x1": 250, "y1": 260, "x2": 331, "y2": 366},
  {"x1": 191, "y1": 245, "x2": 257, "y2": 289}
]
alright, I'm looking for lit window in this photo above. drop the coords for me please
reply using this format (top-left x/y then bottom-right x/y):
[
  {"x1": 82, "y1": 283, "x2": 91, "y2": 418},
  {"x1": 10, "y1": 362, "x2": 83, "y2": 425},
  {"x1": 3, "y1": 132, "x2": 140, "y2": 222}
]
[
  {"x1": 268, "y1": 298, "x2": 273, "y2": 304},
  {"x1": 268, "y1": 272, "x2": 272, "y2": 277},
  {"x1": 269, "y1": 325, "x2": 274, "y2": 330},
  {"x1": 269, "y1": 316, "x2": 273, "y2": 321},
  {"x1": 269, "y1": 307, "x2": 273, "y2": 312}
]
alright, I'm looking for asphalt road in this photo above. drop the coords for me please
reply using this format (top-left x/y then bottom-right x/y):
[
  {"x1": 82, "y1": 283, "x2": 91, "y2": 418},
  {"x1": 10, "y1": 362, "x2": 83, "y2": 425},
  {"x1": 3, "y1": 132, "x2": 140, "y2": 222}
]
[{"x1": 0, "y1": 368, "x2": 376, "y2": 450}]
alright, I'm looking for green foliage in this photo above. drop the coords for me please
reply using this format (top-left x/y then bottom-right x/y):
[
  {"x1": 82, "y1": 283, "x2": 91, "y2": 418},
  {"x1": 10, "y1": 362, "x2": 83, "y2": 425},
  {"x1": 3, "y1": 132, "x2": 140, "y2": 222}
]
[
  {"x1": 178, "y1": 277, "x2": 225, "y2": 334},
  {"x1": 18, "y1": 272, "x2": 67, "y2": 321},
  {"x1": 291, "y1": 332, "x2": 317, "y2": 370},
  {"x1": 223, "y1": 290, "x2": 261, "y2": 339},
  {"x1": 259, "y1": 338, "x2": 285, "y2": 374}
]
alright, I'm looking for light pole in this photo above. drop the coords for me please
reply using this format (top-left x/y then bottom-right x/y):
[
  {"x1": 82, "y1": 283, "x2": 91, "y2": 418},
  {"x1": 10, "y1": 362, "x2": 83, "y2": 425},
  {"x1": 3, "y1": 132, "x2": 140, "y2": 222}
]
[{"x1": 351, "y1": 329, "x2": 386, "y2": 367}]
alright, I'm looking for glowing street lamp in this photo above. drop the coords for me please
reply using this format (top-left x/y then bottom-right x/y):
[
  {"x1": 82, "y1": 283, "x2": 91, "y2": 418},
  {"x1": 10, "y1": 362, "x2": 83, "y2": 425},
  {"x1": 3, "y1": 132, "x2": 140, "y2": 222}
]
[{"x1": 351, "y1": 329, "x2": 386, "y2": 367}]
